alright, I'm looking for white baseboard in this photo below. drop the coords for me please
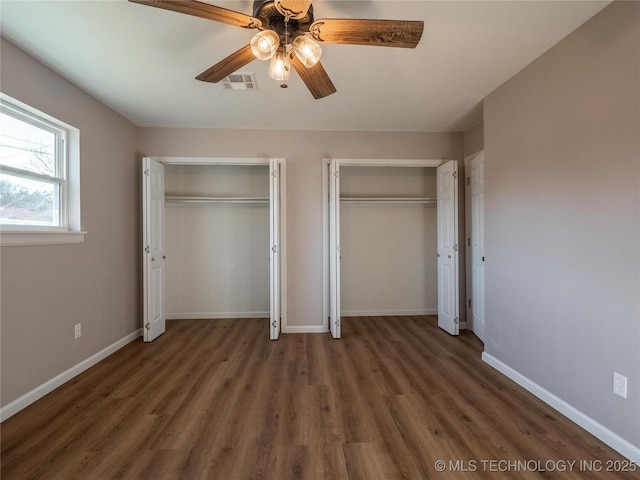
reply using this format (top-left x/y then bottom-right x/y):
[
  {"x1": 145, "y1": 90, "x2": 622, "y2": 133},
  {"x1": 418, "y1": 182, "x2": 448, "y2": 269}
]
[
  {"x1": 482, "y1": 352, "x2": 640, "y2": 463},
  {"x1": 341, "y1": 309, "x2": 438, "y2": 317},
  {"x1": 283, "y1": 325, "x2": 328, "y2": 334},
  {"x1": 167, "y1": 312, "x2": 269, "y2": 320},
  {"x1": 1, "y1": 329, "x2": 142, "y2": 422}
]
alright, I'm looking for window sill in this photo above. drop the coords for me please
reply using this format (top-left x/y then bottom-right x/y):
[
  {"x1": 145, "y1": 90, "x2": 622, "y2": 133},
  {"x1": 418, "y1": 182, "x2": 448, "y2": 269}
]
[{"x1": 1, "y1": 230, "x2": 87, "y2": 246}]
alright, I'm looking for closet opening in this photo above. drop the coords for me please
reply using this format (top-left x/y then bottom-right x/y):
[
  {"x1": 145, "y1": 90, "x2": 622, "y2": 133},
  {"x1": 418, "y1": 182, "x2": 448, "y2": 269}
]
[
  {"x1": 142, "y1": 157, "x2": 286, "y2": 342},
  {"x1": 323, "y1": 158, "x2": 460, "y2": 339}
]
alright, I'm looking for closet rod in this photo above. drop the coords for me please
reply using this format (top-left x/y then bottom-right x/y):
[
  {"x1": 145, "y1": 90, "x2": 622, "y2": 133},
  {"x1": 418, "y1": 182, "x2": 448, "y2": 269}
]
[
  {"x1": 340, "y1": 197, "x2": 437, "y2": 205},
  {"x1": 165, "y1": 196, "x2": 269, "y2": 205}
]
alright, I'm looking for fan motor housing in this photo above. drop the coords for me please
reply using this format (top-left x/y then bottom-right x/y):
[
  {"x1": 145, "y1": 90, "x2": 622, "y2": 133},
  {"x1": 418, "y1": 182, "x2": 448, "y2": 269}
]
[{"x1": 252, "y1": 0, "x2": 314, "y2": 37}]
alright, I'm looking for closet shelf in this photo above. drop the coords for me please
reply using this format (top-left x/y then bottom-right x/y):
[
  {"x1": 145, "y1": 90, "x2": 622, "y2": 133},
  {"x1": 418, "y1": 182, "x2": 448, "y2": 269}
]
[
  {"x1": 165, "y1": 196, "x2": 269, "y2": 205},
  {"x1": 340, "y1": 196, "x2": 437, "y2": 205}
]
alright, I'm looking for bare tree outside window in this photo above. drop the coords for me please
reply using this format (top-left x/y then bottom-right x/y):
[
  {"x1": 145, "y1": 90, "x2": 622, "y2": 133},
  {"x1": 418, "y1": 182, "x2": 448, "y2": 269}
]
[{"x1": 0, "y1": 110, "x2": 61, "y2": 226}]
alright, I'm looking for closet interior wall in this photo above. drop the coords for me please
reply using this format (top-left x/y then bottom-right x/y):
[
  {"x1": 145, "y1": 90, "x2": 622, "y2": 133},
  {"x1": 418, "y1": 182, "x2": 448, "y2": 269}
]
[
  {"x1": 164, "y1": 164, "x2": 270, "y2": 319},
  {"x1": 339, "y1": 166, "x2": 438, "y2": 316}
]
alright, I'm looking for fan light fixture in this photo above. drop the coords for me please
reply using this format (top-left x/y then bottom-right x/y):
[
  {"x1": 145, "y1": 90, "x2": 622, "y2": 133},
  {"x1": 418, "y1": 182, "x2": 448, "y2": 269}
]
[
  {"x1": 255, "y1": 34, "x2": 321, "y2": 82},
  {"x1": 251, "y1": 30, "x2": 321, "y2": 83},
  {"x1": 292, "y1": 36, "x2": 322, "y2": 67},
  {"x1": 250, "y1": 30, "x2": 279, "y2": 60},
  {"x1": 268, "y1": 49, "x2": 291, "y2": 81}
]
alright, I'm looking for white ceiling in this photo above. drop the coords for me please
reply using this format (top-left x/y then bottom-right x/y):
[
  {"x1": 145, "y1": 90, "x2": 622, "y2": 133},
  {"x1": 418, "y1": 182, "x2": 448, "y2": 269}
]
[{"x1": 1, "y1": 0, "x2": 610, "y2": 132}]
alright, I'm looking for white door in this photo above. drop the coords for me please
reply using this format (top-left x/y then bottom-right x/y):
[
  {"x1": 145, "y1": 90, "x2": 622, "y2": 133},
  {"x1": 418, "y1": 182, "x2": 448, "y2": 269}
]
[
  {"x1": 269, "y1": 159, "x2": 281, "y2": 340},
  {"x1": 437, "y1": 160, "x2": 459, "y2": 335},
  {"x1": 329, "y1": 159, "x2": 341, "y2": 338},
  {"x1": 469, "y1": 152, "x2": 485, "y2": 341},
  {"x1": 142, "y1": 157, "x2": 166, "y2": 342}
]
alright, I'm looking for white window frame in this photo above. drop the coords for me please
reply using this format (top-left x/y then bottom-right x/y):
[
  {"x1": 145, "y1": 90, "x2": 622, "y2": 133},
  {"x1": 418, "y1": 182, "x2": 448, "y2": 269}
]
[{"x1": 0, "y1": 94, "x2": 84, "y2": 246}]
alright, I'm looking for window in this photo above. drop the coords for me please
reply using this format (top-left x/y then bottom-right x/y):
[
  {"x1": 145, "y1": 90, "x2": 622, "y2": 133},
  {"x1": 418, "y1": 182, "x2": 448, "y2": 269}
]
[{"x1": 0, "y1": 94, "x2": 83, "y2": 245}]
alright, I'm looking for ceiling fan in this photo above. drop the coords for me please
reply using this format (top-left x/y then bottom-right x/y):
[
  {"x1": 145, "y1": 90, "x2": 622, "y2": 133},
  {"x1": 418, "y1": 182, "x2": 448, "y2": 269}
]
[{"x1": 130, "y1": 0, "x2": 424, "y2": 99}]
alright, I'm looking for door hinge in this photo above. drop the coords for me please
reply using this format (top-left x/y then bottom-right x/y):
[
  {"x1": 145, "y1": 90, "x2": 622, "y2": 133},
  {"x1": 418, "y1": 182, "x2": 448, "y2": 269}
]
[
  {"x1": 271, "y1": 169, "x2": 277, "y2": 178},
  {"x1": 468, "y1": 299, "x2": 472, "y2": 308},
  {"x1": 453, "y1": 172, "x2": 457, "y2": 179},
  {"x1": 334, "y1": 171, "x2": 339, "y2": 177},
  {"x1": 453, "y1": 244, "x2": 458, "y2": 252},
  {"x1": 272, "y1": 245, "x2": 277, "y2": 253},
  {"x1": 144, "y1": 169, "x2": 150, "y2": 176},
  {"x1": 467, "y1": 237, "x2": 471, "y2": 247},
  {"x1": 467, "y1": 176, "x2": 470, "y2": 186},
  {"x1": 454, "y1": 317, "x2": 459, "y2": 324},
  {"x1": 145, "y1": 323, "x2": 151, "y2": 330},
  {"x1": 144, "y1": 246, "x2": 150, "y2": 253}
]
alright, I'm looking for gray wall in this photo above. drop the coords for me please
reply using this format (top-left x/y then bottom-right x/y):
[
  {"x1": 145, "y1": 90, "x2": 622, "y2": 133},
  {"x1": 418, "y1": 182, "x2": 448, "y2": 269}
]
[
  {"x1": 0, "y1": 38, "x2": 140, "y2": 406},
  {"x1": 463, "y1": 121, "x2": 484, "y2": 157},
  {"x1": 138, "y1": 129, "x2": 463, "y2": 329},
  {"x1": 484, "y1": 1, "x2": 639, "y2": 448}
]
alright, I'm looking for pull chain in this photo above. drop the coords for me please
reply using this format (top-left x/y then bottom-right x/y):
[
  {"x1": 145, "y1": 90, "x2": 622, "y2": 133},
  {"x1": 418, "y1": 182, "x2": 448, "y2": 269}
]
[{"x1": 281, "y1": 18, "x2": 290, "y2": 88}]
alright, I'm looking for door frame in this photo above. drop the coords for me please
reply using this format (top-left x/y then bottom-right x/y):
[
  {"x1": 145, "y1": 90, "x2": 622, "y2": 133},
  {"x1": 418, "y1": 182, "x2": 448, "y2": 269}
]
[
  {"x1": 322, "y1": 158, "x2": 460, "y2": 335},
  {"x1": 144, "y1": 156, "x2": 287, "y2": 337},
  {"x1": 465, "y1": 150, "x2": 485, "y2": 341}
]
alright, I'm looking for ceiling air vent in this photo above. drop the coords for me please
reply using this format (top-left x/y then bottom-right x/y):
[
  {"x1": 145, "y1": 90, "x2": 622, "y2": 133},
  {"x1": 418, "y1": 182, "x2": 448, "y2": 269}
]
[{"x1": 221, "y1": 73, "x2": 257, "y2": 91}]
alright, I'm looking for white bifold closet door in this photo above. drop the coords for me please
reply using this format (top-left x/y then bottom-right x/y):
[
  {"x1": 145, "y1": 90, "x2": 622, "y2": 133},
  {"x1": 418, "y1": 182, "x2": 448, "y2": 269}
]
[
  {"x1": 142, "y1": 157, "x2": 283, "y2": 342},
  {"x1": 328, "y1": 159, "x2": 459, "y2": 338},
  {"x1": 269, "y1": 158, "x2": 281, "y2": 340},
  {"x1": 329, "y1": 159, "x2": 341, "y2": 338},
  {"x1": 142, "y1": 157, "x2": 166, "y2": 342},
  {"x1": 469, "y1": 152, "x2": 485, "y2": 341},
  {"x1": 436, "y1": 160, "x2": 459, "y2": 335}
]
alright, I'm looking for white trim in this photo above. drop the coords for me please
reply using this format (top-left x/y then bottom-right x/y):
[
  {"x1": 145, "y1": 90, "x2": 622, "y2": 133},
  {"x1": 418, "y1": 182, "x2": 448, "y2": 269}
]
[
  {"x1": 322, "y1": 159, "x2": 331, "y2": 332},
  {"x1": 1, "y1": 230, "x2": 86, "y2": 246},
  {"x1": 0, "y1": 329, "x2": 141, "y2": 422},
  {"x1": 482, "y1": 352, "x2": 640, "y2": 463},
  {"x1": 167, "y1": 312, "x2": 270, "y2": 320},
  {"x1": 0, "y1": 165, "x2": 63, "y2": 184},
  {"x1": 283, "y1": 325, "x2": 328, "y2": 334},
  {"x1": 149, "y1": 156, "x2": 271, "y2": 166},
  {"x1": 464, "y1": 150, "x2": 484, "y2": 338},
  {"x1": 277, "y1": 159, "x2": 288, "y2": 334},
  {"x1": 331, "y1": 158, "x2": 447, "y2": 168},
  {"x1": 341, "y1": 309, "x2": 438, "y2": 317},
  {"x1": 464, "y1": 153, "x2": 473, "y2": 333}
]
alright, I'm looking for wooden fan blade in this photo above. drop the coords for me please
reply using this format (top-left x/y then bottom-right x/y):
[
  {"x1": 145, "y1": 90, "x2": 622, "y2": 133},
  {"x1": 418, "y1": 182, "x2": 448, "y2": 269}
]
[
  {"x1": 309, "y1": 18, "x2": 424, "y2": 48},
  {"x1": 291, "y1": 55, "x2": 336, "y2": 99},
  {"x1": 196, "y1": 45, "x2": 256, "y2": 83},
  {"x1": 275, "y1": 0, "x2": 312, "y2": 20},
  {"x1": 129, "y1": 0, "x2": 262, "y2": 29}
]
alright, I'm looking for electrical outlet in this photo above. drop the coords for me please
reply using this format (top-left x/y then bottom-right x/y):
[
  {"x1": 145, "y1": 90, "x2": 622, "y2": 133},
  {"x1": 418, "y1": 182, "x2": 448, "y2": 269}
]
[
  {"x1": 613, "y1": 372, "x2": 627, "y2": 399},
  {"x1": 74, "y1": 323, "x2": 82, "y2": 340}
]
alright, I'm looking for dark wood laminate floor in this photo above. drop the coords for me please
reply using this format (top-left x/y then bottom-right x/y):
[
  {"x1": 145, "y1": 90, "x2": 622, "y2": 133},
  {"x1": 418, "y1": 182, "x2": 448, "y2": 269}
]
[{"x1": 2, "y1": 316, "x2": 638, "y2": 480}]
